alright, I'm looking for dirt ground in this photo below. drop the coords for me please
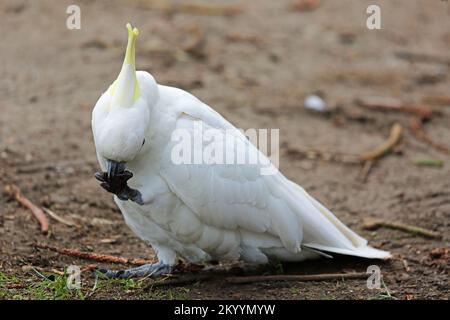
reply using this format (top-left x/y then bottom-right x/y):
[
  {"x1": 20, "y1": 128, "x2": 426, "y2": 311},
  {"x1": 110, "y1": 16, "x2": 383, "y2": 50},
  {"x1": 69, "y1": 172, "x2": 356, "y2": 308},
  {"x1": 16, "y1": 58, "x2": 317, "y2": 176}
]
[{"x1": 0, "y1": 0, "x2": 449, "y2": 300}]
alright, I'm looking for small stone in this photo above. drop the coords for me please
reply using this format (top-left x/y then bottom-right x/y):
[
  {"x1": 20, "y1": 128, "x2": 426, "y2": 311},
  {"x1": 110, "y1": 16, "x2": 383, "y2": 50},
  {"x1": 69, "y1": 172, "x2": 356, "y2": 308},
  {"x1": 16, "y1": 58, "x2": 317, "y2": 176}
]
[{"x1": 304, "y1": 95, "x2": 327, "y2": 112}]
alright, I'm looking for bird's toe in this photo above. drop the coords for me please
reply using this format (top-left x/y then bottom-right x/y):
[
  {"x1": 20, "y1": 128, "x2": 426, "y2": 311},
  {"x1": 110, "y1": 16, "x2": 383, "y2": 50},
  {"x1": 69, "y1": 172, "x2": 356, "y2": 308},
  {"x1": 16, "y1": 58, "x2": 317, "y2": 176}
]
[{"x1": 94, "y1": 171, "x2": 108, "y2": 182}]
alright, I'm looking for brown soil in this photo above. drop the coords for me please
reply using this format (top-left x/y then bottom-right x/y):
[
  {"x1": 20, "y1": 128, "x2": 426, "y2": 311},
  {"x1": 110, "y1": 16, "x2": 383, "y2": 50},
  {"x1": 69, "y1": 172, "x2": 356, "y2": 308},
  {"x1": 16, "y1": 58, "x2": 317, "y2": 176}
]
[{"x1": 0, "y1": 0, "x2": 449, "y2": 300}]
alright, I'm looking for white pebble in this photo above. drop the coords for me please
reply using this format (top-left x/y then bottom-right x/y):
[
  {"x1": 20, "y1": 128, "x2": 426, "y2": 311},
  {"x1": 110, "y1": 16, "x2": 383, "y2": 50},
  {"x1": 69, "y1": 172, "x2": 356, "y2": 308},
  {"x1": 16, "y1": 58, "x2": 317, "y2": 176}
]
[{"x1": 304, "y1": 95, "x2": 327, "y2": 112}]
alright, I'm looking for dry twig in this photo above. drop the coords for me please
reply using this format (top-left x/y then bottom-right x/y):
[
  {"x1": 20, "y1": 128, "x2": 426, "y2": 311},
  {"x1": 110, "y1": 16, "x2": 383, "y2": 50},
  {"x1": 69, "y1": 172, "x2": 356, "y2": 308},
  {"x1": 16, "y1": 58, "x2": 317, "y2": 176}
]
[
  {"x1": 72, "y1": 215, "x2": 119, "y2": 227},
  {"x1": 5, "y1": 283, "x2": 27, "y2": 289},
  {"x1": 359, "y1": 123, "x2": 403, "y2": 161},
  {"x1": 356, "y1": 97, "x2": 434, "y2": 119},
  {"x1": 147, "y1": 271, "x2": 368, "y2": 287},
  {"x1": 288, "y1": 0, "x2": 321, "y2": 12},
  {"x1": 410, "y1": 117, "x2": 449, "y2": 154},
  {"x1": 358, "y1": 160, "x2": 374, "y2": 182},
  {"x1": 43, "y1": 207, "x2": 81, "y2": 228},
  {"x1": 33, "y1": 243, "x2": 154, "y2": 266},
  {"x1": 225, "y1": 272, "x2": 368, "y2": 284},
  {"x1": 4, "y1": 184, "x2": 49, "y2": 233},
  {"x1": 81, "y1": 264, "x2": 99, "y2": 272},
  {"x1": 362, "y1": 218, "x2": 442, "y2": 239},
  {"x1": 136, "y1": 0, "x2": 242, "y2": 16},
  {"x1": 283, "y1": 147, "x2": 361, "y2": 164},
  {"x1": 178, "y1": 2, "x2": 242, "y2": 16}
]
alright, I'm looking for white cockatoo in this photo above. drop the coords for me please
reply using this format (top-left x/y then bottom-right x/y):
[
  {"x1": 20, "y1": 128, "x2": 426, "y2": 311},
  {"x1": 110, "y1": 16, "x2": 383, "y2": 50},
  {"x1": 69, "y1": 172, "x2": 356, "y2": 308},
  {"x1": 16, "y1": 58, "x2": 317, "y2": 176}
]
[{"x1": 92, "y1": 24, "x2": 390, "y2": 278}]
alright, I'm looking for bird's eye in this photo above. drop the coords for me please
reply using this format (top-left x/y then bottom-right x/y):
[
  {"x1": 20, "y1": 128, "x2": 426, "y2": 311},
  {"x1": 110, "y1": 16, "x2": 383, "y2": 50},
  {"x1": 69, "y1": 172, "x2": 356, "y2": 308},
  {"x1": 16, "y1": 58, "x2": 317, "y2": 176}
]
[{"x1": 142, "y1": 139, "x2": 146, "y2": 146}]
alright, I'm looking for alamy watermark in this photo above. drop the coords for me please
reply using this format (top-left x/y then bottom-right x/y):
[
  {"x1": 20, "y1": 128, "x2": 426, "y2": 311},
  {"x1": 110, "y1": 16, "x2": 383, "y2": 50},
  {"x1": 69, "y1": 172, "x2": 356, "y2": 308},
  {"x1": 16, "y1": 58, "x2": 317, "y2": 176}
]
[
  {"x1": 366, "y1": 5, "x2": 381, "y2": 30},
  {"x1": 366, "y1": 265, "x2": 382, "y2": 289},
  {"x1": 66, "y1": 265, "x2": 81, "y2": 290},
  {"x1": 170, "y1": 121, "x2": 280, "y2": 176},
  {"x1": 66, "y1": 5, "x2": 81, "y2": 30}
]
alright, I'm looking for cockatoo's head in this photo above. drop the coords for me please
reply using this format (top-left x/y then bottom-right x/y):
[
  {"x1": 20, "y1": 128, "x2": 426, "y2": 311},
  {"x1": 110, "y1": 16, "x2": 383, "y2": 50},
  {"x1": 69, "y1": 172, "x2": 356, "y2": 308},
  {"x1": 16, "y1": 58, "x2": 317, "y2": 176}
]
[{"x1": 92, "y1": 23, "x2": 152, "y2": 170}]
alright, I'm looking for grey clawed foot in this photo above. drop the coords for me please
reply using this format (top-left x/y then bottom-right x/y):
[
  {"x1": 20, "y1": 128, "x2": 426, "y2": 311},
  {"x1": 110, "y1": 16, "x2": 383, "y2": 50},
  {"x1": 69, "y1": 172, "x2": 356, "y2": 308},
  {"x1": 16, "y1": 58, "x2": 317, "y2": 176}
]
[{"x1": 96, "y1": 262, "x2": 172, "y2": 279}]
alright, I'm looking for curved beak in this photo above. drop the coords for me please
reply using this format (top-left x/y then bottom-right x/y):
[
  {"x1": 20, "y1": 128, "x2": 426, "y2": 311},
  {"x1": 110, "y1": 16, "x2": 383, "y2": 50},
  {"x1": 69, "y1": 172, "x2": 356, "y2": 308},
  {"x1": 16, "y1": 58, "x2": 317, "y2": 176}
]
[{"x1": 107, "y1": 160, "x2": 126, "y2": 180}]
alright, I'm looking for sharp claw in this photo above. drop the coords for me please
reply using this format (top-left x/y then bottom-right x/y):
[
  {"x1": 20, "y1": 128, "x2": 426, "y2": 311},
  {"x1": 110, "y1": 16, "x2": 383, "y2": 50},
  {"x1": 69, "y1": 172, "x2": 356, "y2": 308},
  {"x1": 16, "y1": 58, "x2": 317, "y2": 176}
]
[
  {"x1": 100, "y1": 182, "x2": 112, "y2": 192},
  {"x1": 116, "y1": 270, "x2": 126, "y2": 277},
  {"x1": 94, "y1": 172, "x2": 107, "y2": 182},
  {"x1": 116, "y1": 193, "x2": 129, "y2": 201},
  {"x1": 121, "y1": 170, "x2": 133, "y2": 179}
]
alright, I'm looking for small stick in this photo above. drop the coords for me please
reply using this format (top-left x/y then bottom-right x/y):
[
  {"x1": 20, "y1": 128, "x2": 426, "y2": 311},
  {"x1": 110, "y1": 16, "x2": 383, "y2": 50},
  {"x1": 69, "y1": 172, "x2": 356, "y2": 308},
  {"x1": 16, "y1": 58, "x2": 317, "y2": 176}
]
[
  {"x1": 147, "y1": 272, "x2": 368, "y2": 287},
  {"x1": 51, "y1": 269, "x2": 65, "y2": 276},
  {"x1": 81, "y1": 264, "x2": 98, "y2": 273},
  {"x1": 139, "y1": 1, "x2": 243, "y2": 16},
  {"x1": 288, "y1": 0, "x2": 321, "y2": 12},
  {"x1": 360, "y1": 123, "x2": 403, "y2": 161},
  {"x1": 225, "y1": 272, "x2": 368, "y2": 284},
  {"x1": 356, "y1": 98, "x2": 434, "y2": 119},
  {"x1": 4, "y1": 184, "x2": 49, "y2": 233},
  {"x1": 402, "y1": 259, "x2": 410, "y2": 272},
  {"x1": 359, "y1": 160, "x2": 374, "y2": 182},
  {"x1": 176, "y1": 2, "x2": 242, "y2": 16},
  {"x1": 5, "y1": 283, "x2": 27, "y2": 289},
  {"x1": 72, "y1": 215, "x2": 119, "y2": 227},
  {"x1": 43, "y1": 207, "x2": 81, "y2": 228},
  {"x1": 33, "y1": 243, "x2": 154, "y2": 266},
  {"x1": 362, "y1": 218, "x2": 442, "y2": 239},
  {"x1": 283, "y1": 147, "x2": 361, "y2": 164},
  {"x1": 410, "y1": 117, "x2": 449, "y2": 154}
]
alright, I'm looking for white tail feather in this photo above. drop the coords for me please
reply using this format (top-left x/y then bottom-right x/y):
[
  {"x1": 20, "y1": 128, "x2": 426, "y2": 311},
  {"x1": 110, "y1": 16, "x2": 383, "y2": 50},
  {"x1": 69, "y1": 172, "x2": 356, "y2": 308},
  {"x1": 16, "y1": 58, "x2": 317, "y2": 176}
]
[
  {"x1": 303, "y1": 243, "x2": 391, "y2": 259},
  {"x1": 287, "y1": 180, "x2": 391, "y2": 259}
]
